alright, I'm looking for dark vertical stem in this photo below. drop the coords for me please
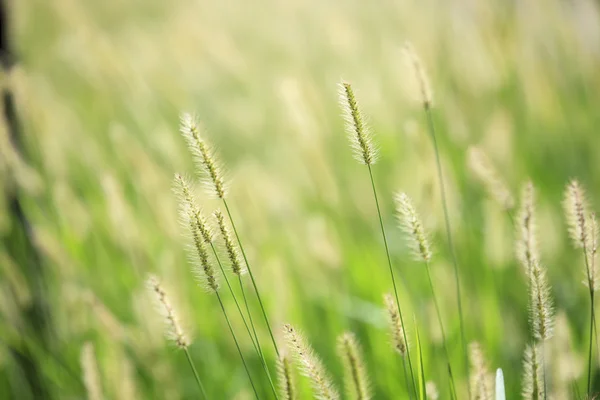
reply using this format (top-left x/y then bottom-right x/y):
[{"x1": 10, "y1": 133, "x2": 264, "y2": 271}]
[
  {"x1": 222, "y1": 198, "x2": 280, "y2": 357},
  {"x1": 367, "y1": 164, "x2": 416, "y2": 399}
]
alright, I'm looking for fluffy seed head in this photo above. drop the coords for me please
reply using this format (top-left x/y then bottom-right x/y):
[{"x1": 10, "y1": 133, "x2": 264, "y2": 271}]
[
  {"x1": 516, "y1": 181, "x2": 538, "y2": 273},
  {"x1": 469, "y1": 342, "x2": 492, "y2": 400},
  {"x1": 337, "y1": 332, "x2": 371, "y2": 400},
  {"x1": 383, "y1": 293, "x2": 407, "y2": 356},
  {"x1": 589, "y1": 212, "x2": 599, "y2": 291},
  {"x1": 467, "y1": 146, "x2": 514, "y2": 210},
  {"x1": 214, "y1": 209, "x2": 245, "y2": 276},
  {"x1": 402, "y1": 42, "x2": 433, "y2": 108},
  {"x1": 564, "y1": 179, "x2": 589, "y2": 249},
  {"x1": 426, "y1": 381, "x2": 439, "y2": 400},
  {"x1": 528, "y1": 259, "x2": 554, "y2": 341},
  {"x1": 284, "y1": 324, "x2": 340, "y2": 400},
  {"x1": 395, "y1": 192, "x2": 432, "y2": 262},
  {"x1": 522, "y1": 344, "x2": 544, "y2": 400},
  {"x1": 81, "y1": 342, "x2": 103, "y2": 400},
  {"x1": 147, "y1": 275, "x2": 189, "y2": 348},
  {"x1": 174, "y1": 174, "x2": 213, "y2": 243},
  {"x1": 277, "y1": 353, "x2": 296, "y2": 400},
  {"x1": 179, "y1": 112, "x2": 226, "y2": 198},
  {"x1": 338, "y1": 81, "x2": 377, "y2": 165}
]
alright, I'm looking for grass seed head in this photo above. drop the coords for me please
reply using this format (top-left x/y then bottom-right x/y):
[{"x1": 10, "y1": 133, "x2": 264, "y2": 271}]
[
  {"x1": 467, "y1": 146, "x2": 515, "y2": 211},
  {"x1": 338, "y1": 81, "x2": 378, "y2": 165},
  {"x1": 469, "y1": 342, "x2": 492, "y2": 400},
  {"x1": 395, "y1": 192, "x2": 432, "y2": 262},
  {"x1": 277, "y1": 353, "x2": 296, "y2": 400},
  {"x1": 402, "y1": 42, "x2": 433, "y2": 108},
  {"x1": 383, "y1": 293, "x2": 407, "y2": 356},
  {"x1": 337, "y1": 332, "x2": 371, "y2": 400},
  {"x1": 81, "y1": 342, "x2": 103, "y2": 400},
  {"x1": 147, "y1": 275, "x2": 190, "y2": 348},
  {"x1": 522, "y1": 344, "x2": 544, "y2": 400},
  {"x1": 284, "y1": 324, "x2": 340, "y2": 400},
  {"x1": 179, "y1": 112, "x2": 227, "y2": 199},
  {"x1": 174, "y1": 174, "x2": 213, "y2": 244},
  {"x1": 214, "y1": 209, "x2": 245, "y2": 276},
  {"x1": 516, "y1": 181, "x2": 538, "y2": 273}
]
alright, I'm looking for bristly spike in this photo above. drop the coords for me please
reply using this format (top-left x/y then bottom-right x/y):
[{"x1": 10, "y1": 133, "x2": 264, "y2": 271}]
[
  {"x1": 174, "y1": 174, "x2": 213, "y2": 244},
  {"x1": 179, "y1": 112, "x2": 227, "y2": 199},
  {"x1": 284, "y1": 324, "x2": 340, "y2": 400},
  {"x1": 147, "y1": 275, "x2": 190, "y2": 349},
  {"x1": 81, "y1": 342, "x2": 103, "y2": 400},
  {"x1": 337, "y1": 332, "x2": 371, "y2": 400},
  {"x1": 468, "y1": 342, "x2": 492, "y2": 400},
  {"x1": 214, "y1": 209, "x2": 245, "y2": 276},
  {"x1": 278, "y1": 353, "x2": 296, "y2": 400},
  {"x1": 516, "y1": 181, "x2": 538, "y2": 273},
  {"x1": 395, "y1": 192, "x2": 432, "y2": 262},
  {"x1": 338, "y1": 81, "x2": 378, "y2": 165},
  {"x1": 383, "y1": 293, "x2": 407, "y2": 356},
  {"x1": 522, "y1": 344, "x2": 544, "y2": 400},
  {"x1": 402, "y1": 42, "x2": 433, "y2": 109}
]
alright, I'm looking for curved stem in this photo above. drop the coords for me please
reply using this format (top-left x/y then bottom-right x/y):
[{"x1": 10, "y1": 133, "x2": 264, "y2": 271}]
[
  {"x1": 222, "y1": 198, "x2": 280, "y2": 357},
  {"x1": 367, "y1": 164, "x2": 416, "y2": 399},
  {"x1": 216, "y1": 292, "x2": 260, "y2": 400},
  {"x1": 184, "y1": 347, "x2": 208, "y2": 399}
]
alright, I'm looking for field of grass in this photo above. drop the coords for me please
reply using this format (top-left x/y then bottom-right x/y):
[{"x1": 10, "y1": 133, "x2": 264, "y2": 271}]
[{"x1": 2, "y1": 0, "x2": 600, "y2": 398}]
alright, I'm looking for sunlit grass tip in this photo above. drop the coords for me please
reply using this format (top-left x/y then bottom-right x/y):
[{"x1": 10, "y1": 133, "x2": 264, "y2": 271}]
[
  {"x1": 337, "y1": 332, "x2": 371, "y2": 400},
  {"x1": 522, "y1": 344, "x2": 543, "y2": 400},
  {"x1": 277, "y1": 352, "x2": 296, "y2": 400},
  {"x1": 468, "y1": 342, "x2": 492, "y2": 400},
  {"x1": 179, "y1": 112, "x2": 227, "y2": 199},
  {"x1": 214, "y1": 209, "x2": 246, "y2": 276},
  {"x1": 147, "y1": 275, "x2": 190, "y2": 349},
  {"x1": 81, "y1": 342, "x2": 103, "y2": 400},
  {"x1": 284, "y1": 324, "x2": 340, "y2": 400},
  {"x1": 395, "y1": 192, "x2": 432, "y2": 262},
  {"x1": 402, "y1": 42, "x2": 433, "y2": 109},
  {"x1": 467, "y1": 146, "x2": 515, "y2": 211},
  {"x1": 383, "y1": 293, "x2": 407, "y2": 356},
  {"x1": 338, "y1": 81, "x2": 378, "y2": 165}
]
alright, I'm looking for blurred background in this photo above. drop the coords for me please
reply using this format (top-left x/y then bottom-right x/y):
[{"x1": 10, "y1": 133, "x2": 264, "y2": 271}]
[{"x1": 2, "y1": 0, "x2": 600, "y2": 398}]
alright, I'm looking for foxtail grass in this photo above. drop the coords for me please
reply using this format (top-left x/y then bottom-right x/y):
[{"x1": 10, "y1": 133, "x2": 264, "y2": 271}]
[
  {"x1": 339, "y1": 80, "x2": 416, "y2": 398},
  {"x1": 468, "y1": 342, "x2": 492, "y2": 400},
  {"x1": 277, "y1": 353, "x2": 296, "y2": 400},
  {"x1": 337, "y1": 332, "x2": 371, "y2": 400},
  {"x1": 467, "y1": 146, "x2": 515, "y2": 213},
  {"x1": 395, "y1": 192, "x2": 457, "y2": 399},
  {"x1": 180, "y1": 113, "x2": 280, "y2": 357},
  {"x1": 522, "y1": 344, "x2": 544, "y2": 400},
  {"x1": 403, "y1": 42, "x2": 469, "y2": 393},
  {"x1": 147, "y1": 275, "x2": 208, "y2": 399},
  {"x1": 564, "y1": 180, "x2": 597, "y2": 394},
  {"x1": 384, "y1": 293, "x2": 411, "y2": 397},
  {"x1": 284, "y1": 324, "x2": 340, "y2": 400}
]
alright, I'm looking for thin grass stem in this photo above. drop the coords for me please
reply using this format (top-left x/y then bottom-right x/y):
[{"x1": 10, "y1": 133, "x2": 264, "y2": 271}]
[
  {"x1": 215, "y1": 292, "x2": 260, "y2": 400},
  {"x1": 367, "y1": 165, "x2": 417, "y2": 398},
  {"x1": 424, "y1": 261, "x2": 457, "y2": 400},
  {"x1": 423, "y1": 105, "x2": 469, "y2": 394},
  {"x1": 401, "y1": 356, "x2": 411, "y2": 399},
  {"x1": 184, "y1": 347, "x2": 208, "y2": 399},
  {"x1": 222, "y1": 199, "x2": 280, "y2": 357}
]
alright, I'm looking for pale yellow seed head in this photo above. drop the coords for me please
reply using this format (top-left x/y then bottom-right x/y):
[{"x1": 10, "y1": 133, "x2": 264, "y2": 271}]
[
  {"x1": 395, "y1": 192, "x2": 432, "y2": 262},
  {"x1": 147, "y1": 275, "x2": 189, "y2": 348},
  {"x1": 467, "y1": 146, "x2": 514, "y2": 210},
  {"x1": 402, "y1": 42, "x2": 433, "y2": 108},
  {"x1": 81, "y1": 342, "x2": 103, "y2": 400},
  {"x1": 337, "y1": 332, "x2": 371, "y2": 400},
  {"x1": 383, "y1": 294, "x2": 407, "y2": 356}
]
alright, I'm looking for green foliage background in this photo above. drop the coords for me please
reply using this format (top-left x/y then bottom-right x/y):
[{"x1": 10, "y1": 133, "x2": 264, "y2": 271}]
[{"x1": 2, "y1": 0, "x2": 600, "y2": 398}]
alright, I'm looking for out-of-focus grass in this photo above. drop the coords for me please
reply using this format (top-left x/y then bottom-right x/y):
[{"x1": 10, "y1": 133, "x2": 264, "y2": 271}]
[{"x1": 2, "y1": 0, "x2": 600, "y2": 398}]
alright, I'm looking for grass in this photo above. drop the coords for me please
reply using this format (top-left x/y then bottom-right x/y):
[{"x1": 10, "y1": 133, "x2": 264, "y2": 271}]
[{"x1": 3, "y1": 0, "x2": 600, "y2": 399}]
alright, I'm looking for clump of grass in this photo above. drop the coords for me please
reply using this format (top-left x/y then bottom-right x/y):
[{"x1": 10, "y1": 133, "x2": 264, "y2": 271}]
[
  {"x1": 522, "y1": 344, "x2": 544, "y2": 400},
  {"x1": 467, "y1": 146, "x2": 515, "y2": 212},
  {"x1": 180, "y1": 112, "x2": 280, "y2": 357},
  {"x1": 395, "y1": 192, "x2": 457, "y2": 398},
  {"x1": 339, "y1": 81, "x2": 416, "y2": 398},
  {"x1": 277, "y1": 353, "x2": 296, "y2": 400},
  {"x1": 468, "y1": 342, "x2": 492, "y2": 400},
  {"x1": 81, "y1": 342, "x2": 103, "y2": 400},
  {"x1": 284, "y1": 323, "x2": 340, "y2": 400},
  {"x1": 147, "y1": 275, "x2": 207, "y2": 398},
  {"x1": 563, "y1": 179, "x2": 597, "y2": 394},
  {"x1": 337, "y1": 332, "x2": 371, "y2": 400}
]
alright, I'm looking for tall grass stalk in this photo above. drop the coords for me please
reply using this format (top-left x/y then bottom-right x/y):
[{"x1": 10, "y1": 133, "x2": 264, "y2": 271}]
[
  {"x1": 395, "y1": 192, "x2": 457, "y2": 399},
  {"x1": 180, "y1": 113, "x2": 280, "y2": 357},
  {"x1": 564, "y1": 180, "x2": 597, "y2": 394},
  {"x1": 338, "y1": 80, "x2": 417, "y2": 398},
  {"x1": 403, "y1": 43, "x2": 469, "y2": 391},
  {"x1": 184, "y1": 348, "x2": 209, "y2": 400}
]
